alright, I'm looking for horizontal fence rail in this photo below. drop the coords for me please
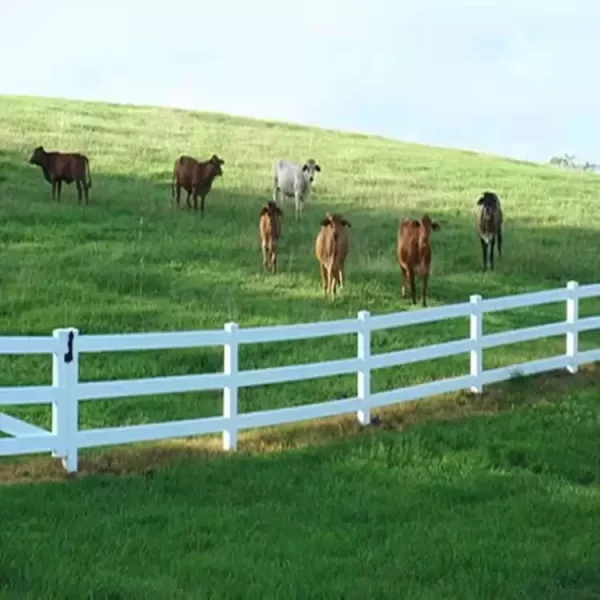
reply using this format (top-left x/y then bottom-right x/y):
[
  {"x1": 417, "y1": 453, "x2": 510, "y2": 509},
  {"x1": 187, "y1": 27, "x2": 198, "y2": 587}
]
[{"x1": 0, "y1": 280, "x2": 598, "y2": 473}]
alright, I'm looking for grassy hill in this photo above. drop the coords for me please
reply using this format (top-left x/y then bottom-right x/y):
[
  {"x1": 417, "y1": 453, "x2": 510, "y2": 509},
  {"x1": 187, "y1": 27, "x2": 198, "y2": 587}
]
[
  {"x1": 0, "y1": 94, "x2": 599, "y2": 430},
  {"x1": 0, "y1": 94, "x2": 599, "y2": 598}
]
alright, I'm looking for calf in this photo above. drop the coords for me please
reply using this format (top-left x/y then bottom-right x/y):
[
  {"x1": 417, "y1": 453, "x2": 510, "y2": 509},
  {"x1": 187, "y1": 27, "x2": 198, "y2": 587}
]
[
  {"x1": 29, "y1": 146, "x2": 92, "y2": 204},
  {"x1": 477, "y1": 191, "x2": 503, "y2": 271},
  {"x1": 315, "y1": 212, "x2": 351, "y2": 297},
  {"x1": 259, "y1": 201, "x2": 283, "y2": 273},
  {"x1": 397, "y1": 214, "x2": 441, "y2": 307},
  {"x1": 172, "y1": 153, "x2": 225, "y2": 216},
  {"x1": 272, "y1": 158, "x2": 321, "y2": 220}
]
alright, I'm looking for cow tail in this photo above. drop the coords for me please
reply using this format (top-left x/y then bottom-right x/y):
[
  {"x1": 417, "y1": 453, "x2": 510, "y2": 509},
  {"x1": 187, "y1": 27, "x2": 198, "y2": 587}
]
[
  {"x1": 85, "y1": 158, "x2": 92, "y2": 189},
  {"x1": 171, "y1": 165, "x2": 176, "y2": 199}
]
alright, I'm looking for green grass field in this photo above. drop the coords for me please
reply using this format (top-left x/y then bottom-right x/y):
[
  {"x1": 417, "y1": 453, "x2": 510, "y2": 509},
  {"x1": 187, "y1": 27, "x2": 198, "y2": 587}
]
[{"x1": 0, "y1": 94, "x2": 599, "y2": 598}]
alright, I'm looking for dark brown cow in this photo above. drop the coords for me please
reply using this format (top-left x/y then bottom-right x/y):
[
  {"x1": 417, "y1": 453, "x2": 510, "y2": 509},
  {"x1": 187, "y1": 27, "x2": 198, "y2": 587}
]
[
  {"x1": 29, "y1": 146, "x2": 92, "y2": 204},
  {"x1": 397, "y1": 214, "x2": 441, "y2": 307},
  {"x1": 476, "y1": 191, "x2": 503, "y2": 271},
  {"x1": 171, "y1": 153, "x2": 225, "y2": 216}
]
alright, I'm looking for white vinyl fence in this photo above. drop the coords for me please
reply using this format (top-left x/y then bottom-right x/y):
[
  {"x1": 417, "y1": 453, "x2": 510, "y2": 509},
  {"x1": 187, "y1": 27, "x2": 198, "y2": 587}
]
[{"x1": 1, "y1": 281, "x2": 599, "y2": 474}]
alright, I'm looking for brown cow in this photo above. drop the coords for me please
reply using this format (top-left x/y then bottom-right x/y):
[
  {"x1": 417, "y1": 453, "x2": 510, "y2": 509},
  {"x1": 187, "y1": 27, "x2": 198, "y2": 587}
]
[
  {"x1": 315, "y1": 212, "x2": 351, "y2": 297},
  {"x1": 259, "y1": 201, "x2": 283, "y2": 274},
  {"x1": 397, "y1": 214, "x2": 441, "y2": 307},
  {"x1": 29, "y1": 146, "x2": 92, "y2": 204},
  {"x1": 171, "y1": 153, "x2": 224, "y2": 216},
  {"x1": 477, "y1": 191, "x2": 503, "y2": 271}
]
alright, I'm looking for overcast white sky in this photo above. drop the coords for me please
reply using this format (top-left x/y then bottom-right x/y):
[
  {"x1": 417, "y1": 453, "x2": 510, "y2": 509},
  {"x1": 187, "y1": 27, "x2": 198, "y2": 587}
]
[{"x1": 1, "y1": 0, "x2": 597, "y2": 163}]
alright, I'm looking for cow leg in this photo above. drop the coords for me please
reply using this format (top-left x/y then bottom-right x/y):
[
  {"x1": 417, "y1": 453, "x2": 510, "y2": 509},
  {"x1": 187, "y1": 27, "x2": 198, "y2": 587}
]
[
  {"x1": 261, "y1": 243, "x2": 268, "y2": 271},
  {"x1": 338, "y1": 267, "x2": 344, "y2": 290},
  {"x1": 480, "y1": 238, "x2": 488, "y2": 271},
  {"x1": 294, "y1": 193, "x2": 301, "y2": 221},
  {"x1": 409, "y1": 270, "x2": 417, "y2": 305},
  {"x1": 421, "y1": 273, "x2": 429, "y2": 307},
  {"x1": 489, "y1": 238, "x2": 496, "y2": 270},
  {"x1": 497, "y1": 226, "x2": 503, "y2": 258},
  {"x1": 76, "y1": 181, "x2": 82, "y2": 204},
  {"x1": 186, "y1": 191, "x2": 192, "y2": 210},
  {"x1": 320, "y1": 264, "x2": 328, "y2": 294},
  {"x1": 56, "y1": 180, "x2": 62, "y2": 203},
  {"x1": 400, "y1": 266, "x2": 408, "y2": 298},
  {"x1": 329, "y1": 267, "x2": 337, "y2": 297},
  {"x1": 336, "y1": 267, "x2": 344, "y2": 293},
  {"x1": 51, "y1": 180, "x2": 57, "y2": 202},
  {"x1": 271, "y1": 245, "x2": 277, "y2": 274},
  {"x1": 192, "y1": 190, "x2": 199, "y2": 212},
  {"x1": 175, "y1": 184, "x2": 181, "y2": 208}
]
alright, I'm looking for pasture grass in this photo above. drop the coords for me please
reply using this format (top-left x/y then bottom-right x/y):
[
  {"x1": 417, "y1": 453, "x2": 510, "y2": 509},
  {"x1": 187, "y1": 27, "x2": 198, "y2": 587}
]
[
  {"x1": 0, "y1": 94, "x2": 599, "y2": 597},
  {"x1": 1, "y1": 367, "x2": 599, "y2": 599},
  {"x1": 0, "y1": 94, "x2": 599, "y2": 434}
]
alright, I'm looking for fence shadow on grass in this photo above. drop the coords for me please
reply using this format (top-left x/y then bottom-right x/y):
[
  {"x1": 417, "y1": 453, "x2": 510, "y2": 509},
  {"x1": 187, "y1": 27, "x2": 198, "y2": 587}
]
[{"x1": 1, "y1": 362, "x2": 599, "y2": 485}]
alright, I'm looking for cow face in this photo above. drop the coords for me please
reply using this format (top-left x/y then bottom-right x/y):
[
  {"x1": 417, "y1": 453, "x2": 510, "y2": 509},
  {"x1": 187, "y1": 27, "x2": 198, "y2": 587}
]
[
  {"x1": 321, "y1": 212, "x2": 350, "y2": 242},
  {"x1": 420, "y1": 215, "x2": 441, "y2": 233},
  {"x1": 477, "y1": 192, "x2": 500, "y2": 225},
  {"x1": 301, "y1": 158, "x2": 321, "y2": 184},
  {"x1": 210, "y1": 154, "x2": 225, "y2": 177},
  {"x1": 29, "y1": 146, "x2": 46, "y2": 166},
  {"x1": 260, "y1": 200, "x2": 283, "y2": 218}
]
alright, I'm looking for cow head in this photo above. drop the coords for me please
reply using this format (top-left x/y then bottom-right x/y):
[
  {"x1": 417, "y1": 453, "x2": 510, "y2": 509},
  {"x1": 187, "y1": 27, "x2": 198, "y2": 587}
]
[
  {"x1": 420, "y1": 214, "x2": 441, "y2": 233},
  {"x1": 321, "y1": 212, "x2": 351, "y2": 242},
  {"x1": 477, "y1": 191, "x2": 500, "y2": 224},
  {"x1": 302, "y1": 158, "x2": 321, "y2": 184},
  {"x1": 260, "y1": 201, "x2": 283, "y2": 218},
  {"x1": 29, "y1": 146, "x2": 47, "y2": 166},
  {"x1": 209, "y1": 154, "x2": 225, "y2": 177}
]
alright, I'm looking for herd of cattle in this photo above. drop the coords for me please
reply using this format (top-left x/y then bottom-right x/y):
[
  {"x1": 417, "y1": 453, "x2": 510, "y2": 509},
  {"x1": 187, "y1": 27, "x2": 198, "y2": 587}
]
[{"x1": 27, "y1": 145, "x2": 504, "y2": 307}]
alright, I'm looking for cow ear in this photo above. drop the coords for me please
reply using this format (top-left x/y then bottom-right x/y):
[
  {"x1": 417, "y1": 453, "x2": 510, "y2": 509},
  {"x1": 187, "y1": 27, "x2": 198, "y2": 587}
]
[
  {"x1": 302, "y1": 164, "x2": 309, "y2": 172},
  {"x1": 315, "y1": 164, "x2": 321, "y2": 172},
  {"x1": 341, "y1": 218, "x2": 351, "y2": 228},
  {"x1": 260, "y1": 205, "x2": 269, "y2": 216},
  {"x1": 477, "y1": 196, "x2": 484, "y2": 205},
  {"x1": 432, "y1": 222, "x2": 441, "y2": 231},
  {"x1": 320, "y1": 217, "x2": 331, "y2": 227}
]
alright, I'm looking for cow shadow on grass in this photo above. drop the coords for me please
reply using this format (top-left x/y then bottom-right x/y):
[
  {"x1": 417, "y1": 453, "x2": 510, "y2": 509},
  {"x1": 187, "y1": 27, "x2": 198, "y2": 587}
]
[
  {"x1": 341, "y1": 206, "x2": 600, "y2": 301},
  {"x1": 1, "y1": 147, "x2": 600, "y2": 331}
]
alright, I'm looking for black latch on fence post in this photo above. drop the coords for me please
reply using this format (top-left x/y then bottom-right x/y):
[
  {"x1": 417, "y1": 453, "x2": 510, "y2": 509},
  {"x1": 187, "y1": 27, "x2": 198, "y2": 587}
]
[{"x1": 64, "y1": 330, "x2": 74, "y2": 364}]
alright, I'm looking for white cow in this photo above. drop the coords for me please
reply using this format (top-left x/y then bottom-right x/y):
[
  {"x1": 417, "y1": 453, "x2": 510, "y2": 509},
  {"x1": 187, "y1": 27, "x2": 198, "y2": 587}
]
[{"x1": 272, "y1": 158, "x2": 321, "y2": 219}]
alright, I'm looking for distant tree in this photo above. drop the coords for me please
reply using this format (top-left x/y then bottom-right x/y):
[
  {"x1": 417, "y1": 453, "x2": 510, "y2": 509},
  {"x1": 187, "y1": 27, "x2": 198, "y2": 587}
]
[{"x1": 549, "y1": 153, "x2": 600, "y2": 173}]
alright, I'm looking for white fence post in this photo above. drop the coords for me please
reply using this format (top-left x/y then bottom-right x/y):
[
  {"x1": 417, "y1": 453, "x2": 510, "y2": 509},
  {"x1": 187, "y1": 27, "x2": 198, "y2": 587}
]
[
  {"x1": 469, "y1": 295, "x2": 483, "y2": 393},
  {"x1": 223, "y1": 322, "x2": 239, "y2": 451},
  {"x1": 52, "y1": 328, "x2": 79, "y2": 473},
  {"x1": 356, "y1": 310, "x2": 371, "y2": 426},
  {"x1": 566, "y1": 280, "x2": 579, "y2": 374}
]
